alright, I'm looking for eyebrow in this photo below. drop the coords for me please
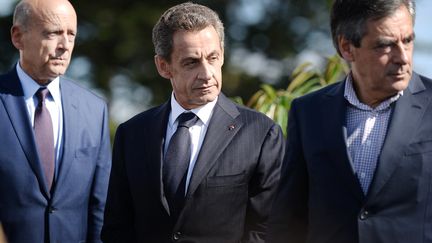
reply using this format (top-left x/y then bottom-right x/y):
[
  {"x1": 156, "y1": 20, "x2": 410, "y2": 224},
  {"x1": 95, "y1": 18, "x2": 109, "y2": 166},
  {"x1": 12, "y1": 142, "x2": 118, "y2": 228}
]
[
  {"x1": 180, "y1": 50, "x2": 221, "y2": 61},
  {"x1": 376, "y1": 33, "x2": 415, "y2": 44},
  {"x1": 207, "y1": 50, "x2": 220, "y2": 57}
]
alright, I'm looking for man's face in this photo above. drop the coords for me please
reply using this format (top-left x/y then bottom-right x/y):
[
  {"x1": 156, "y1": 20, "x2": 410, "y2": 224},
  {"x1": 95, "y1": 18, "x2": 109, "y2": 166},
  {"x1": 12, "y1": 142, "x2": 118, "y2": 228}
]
[
  {"x1": 341, "y1": 5, "x2": 414, "y2": 105},
  {"x1": 12, "y1": 2, "x2": 77, "y2": 85},
  {"x1": 155, "y1": 26, "x2": 224, "y2": 110}
]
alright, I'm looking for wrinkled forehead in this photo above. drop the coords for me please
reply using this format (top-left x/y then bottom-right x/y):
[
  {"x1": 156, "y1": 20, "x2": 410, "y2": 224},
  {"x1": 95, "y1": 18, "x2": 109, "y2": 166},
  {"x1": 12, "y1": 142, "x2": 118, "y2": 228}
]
[{"x1": 29, "y1": 0, "x2": 76, "y2": 22}]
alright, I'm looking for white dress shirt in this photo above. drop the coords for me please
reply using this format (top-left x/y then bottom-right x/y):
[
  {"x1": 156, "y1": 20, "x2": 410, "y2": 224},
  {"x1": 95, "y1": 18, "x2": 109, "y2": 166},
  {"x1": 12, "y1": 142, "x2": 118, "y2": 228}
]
[
  {"x1": 17, "y1": 63, "x2": 64, "y2": 176},
  {"x1": 164, "y1": 92, "x2": 217, "y2": 193}
]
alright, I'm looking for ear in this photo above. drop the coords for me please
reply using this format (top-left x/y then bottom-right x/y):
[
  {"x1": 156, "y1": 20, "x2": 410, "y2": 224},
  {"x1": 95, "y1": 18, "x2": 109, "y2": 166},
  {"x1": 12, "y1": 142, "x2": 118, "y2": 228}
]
[
  {"x1": 11, "y1": 25, "x2": 24, "y2": 50},
  {"x1": 220, "y1": 46, "x2": 225, "y2": 66},
  {"x1": 154, "y1": 55, "x2": 172, "y2": 79},
  {"x1": 338, "y1": 36, "x2": 355, "y2": 62}
]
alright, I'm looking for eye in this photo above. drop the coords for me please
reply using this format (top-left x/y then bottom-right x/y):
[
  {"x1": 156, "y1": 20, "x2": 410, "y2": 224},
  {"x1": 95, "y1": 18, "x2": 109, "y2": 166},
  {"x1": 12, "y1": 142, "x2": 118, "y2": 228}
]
[
  {"x1": 403, "y1": 36, "x2": 414, "y2": 46},
  {"x1": 46, "y1": 31, "x2": 57, "y2": 38},
  {"x1": 208, "y1": 55, "x2": 219, "y2": 63},
  {"x1": 45, "y1": 30, "x2": 62, "y2": 39},
  {"x1": 183, "y1": 59, "x2": 198, "y2": 67},
  {"x1": 68, "y1": 32, "x2": 76, "y2": 42},
  {"x1": 374, "y1": 42, "x2": 393, "y2": 54}
]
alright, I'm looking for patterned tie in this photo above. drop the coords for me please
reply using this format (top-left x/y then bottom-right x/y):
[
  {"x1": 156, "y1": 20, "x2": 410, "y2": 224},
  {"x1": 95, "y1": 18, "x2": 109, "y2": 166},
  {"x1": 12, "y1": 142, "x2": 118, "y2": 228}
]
[
  {"x1": 34, "y1": 87, "x2": 55, "y2": 190},
  {"x1": 163, "y1": 112, "x2": 198, "y2": 217}
]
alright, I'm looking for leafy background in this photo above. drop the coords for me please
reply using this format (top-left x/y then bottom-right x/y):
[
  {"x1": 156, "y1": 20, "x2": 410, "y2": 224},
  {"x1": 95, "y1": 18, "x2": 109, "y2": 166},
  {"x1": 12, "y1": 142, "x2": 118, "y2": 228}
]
[{"x1": 1, "y1": 0, "x2": 431, "y2": 136}]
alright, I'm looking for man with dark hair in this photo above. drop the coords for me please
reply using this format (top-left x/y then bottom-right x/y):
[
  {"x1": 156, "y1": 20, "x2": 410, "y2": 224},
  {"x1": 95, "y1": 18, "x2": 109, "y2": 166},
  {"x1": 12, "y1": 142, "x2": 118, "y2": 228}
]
[
  {"x1": 267, "y1": 0, "x2": 432, "y2": 243},
  {"x1": 0, "y1": 0, "x2": 111, "y2": 242},
  {"x1": 101, "y1": 2, "x2": 284, "y2": 243}
]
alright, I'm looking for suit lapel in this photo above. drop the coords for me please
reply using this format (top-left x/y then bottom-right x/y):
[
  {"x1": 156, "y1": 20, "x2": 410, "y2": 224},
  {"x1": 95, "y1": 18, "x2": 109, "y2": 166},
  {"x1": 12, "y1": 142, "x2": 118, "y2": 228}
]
[
  {"x1": 0, "y1": 70, "x2": 50, "y2": 198},
  {"x1": 53, "y1": 78, "x2": 79, "y2": 194},
  {"x1": 368, "y1": 73, "x2": 431, "y2": 199},
  {"x1": 186, "y1": 94, "x2": 241, "y2": 197},
  {"x1": 145, "y1": 102, "x2": 171, "y2": 213},
  {"x1": 321, "y1": 81, "x2": 364, "y2": 201}
]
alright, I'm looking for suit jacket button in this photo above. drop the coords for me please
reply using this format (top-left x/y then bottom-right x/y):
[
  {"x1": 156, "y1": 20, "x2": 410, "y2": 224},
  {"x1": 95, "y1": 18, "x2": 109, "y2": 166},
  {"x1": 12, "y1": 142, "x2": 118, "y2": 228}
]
[
  {"x1": 48, "y1": 206, "x2": 57, "y2": 214},
  {"x1": 359, "y1": 210, "x2": 369, "y2": 220},
  {"x1": 173, "y1": 231, "x2": 181, "y2": 241}
]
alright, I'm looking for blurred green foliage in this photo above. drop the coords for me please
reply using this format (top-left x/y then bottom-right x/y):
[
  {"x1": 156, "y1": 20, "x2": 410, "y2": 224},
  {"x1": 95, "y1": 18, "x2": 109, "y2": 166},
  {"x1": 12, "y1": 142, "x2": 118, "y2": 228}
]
[
  {"x1": 244, "y1": 55, "x2": 349, "y2": 136},
  {"x1": 0, "y1": 0, "x2": 334, "y2": 106}
]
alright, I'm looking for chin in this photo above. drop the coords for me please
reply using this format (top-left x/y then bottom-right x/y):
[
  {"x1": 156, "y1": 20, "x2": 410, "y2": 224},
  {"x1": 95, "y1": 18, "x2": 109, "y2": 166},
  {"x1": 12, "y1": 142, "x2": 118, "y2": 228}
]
[
  {"x1": 191, "y1": 95, "x2": 216, "y2": 107},
  {"x1": 49, "y1": 68, "x2": 67, "y2": 76},
  {"x1": 204, "y1": 93, "x2": 219, "y2": 101},
  {"x1": 392, "y1": 80, "x2": 410, "y2": 92}
]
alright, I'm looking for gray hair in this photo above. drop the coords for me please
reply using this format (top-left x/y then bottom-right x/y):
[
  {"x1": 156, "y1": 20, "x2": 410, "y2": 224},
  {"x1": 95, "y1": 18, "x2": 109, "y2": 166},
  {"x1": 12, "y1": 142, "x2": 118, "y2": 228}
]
[
  {"x1": 152, "y1": 2, "x2": 225, "y2": 61},
  {"x1": 330, "y1": 0, "x2": 416, "y2": 56},
  {"x1": 12, "y1": 1, "x2": 33, "y2": 31}
]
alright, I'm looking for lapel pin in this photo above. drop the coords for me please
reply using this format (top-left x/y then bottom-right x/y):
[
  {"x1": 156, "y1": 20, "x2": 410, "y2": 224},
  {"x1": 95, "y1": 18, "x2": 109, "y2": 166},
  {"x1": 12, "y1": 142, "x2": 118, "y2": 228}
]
[{"x1": 228, "y1": 124, "x2": 235, "y2": 130}]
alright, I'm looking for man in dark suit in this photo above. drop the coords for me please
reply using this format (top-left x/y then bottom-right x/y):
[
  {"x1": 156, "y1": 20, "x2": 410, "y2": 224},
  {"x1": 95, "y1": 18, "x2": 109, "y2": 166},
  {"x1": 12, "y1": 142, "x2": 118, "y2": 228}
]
[
  {"x1": 101, "y1": 2, "x2": 284, "y2": 243},
  {"x1": 267, "y1": 0, "x2": 432, "y2": 243},
  {"x1": 0, "y1": 0, "x2": 111, "y2": 242}
]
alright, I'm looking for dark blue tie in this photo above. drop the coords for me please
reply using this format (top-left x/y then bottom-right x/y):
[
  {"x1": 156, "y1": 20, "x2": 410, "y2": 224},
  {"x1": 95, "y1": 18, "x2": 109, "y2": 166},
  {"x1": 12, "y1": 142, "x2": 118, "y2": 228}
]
[
  {"x1": 34, "y1": 88, "x2": 55, "y2": 190},
  {"x1": 163, "y1": 112, "x2": 198, "y2": 218}
]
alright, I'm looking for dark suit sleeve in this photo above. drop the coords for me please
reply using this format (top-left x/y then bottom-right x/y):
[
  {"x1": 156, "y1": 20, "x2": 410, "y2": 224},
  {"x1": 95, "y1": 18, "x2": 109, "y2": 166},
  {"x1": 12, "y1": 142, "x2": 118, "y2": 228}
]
[
  {"x1": 88, "y1": 103, "x2": 112, "y2": 243},
  {"x1": 101, "y1": 124, "x2": 137, "y2": 243},
  {"x1": 242, "y1": 123, "x2": 285, "y2": 243},
  {"x1": 266, "y1": 100, "x2": 309, "y2": 243}
]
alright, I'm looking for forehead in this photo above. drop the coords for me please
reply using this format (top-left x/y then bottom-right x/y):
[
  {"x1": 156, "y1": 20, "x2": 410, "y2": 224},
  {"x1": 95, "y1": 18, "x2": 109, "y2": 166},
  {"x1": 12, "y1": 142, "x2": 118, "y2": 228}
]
[
  {"x1": 364, "y1": 6, "x2": 413, "y2": 38},
  {"x1": 32, "y1": 3, "x2": 77, "y2": 29},
  {"x1": 171, "y1": 26, "x2": 222, "y2": 57}
]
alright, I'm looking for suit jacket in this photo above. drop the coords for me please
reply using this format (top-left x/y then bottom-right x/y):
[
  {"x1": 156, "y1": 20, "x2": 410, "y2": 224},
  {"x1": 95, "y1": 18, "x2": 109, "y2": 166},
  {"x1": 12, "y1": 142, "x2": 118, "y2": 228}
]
[
  {"x1": 0, "y1": 69, "x2": 111, "y2": 243},
  {"x1": 266, "y1": 73, "x2": 432, "y2": 243},
  {"x1": 101, "y1": 94, "x2": 284, "y2": 243}
]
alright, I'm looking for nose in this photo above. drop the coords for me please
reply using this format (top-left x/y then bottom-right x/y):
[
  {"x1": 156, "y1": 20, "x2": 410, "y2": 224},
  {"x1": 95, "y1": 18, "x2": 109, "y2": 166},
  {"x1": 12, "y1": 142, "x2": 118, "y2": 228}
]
[
  {"x1": 58, "y1": 33, "x2": 72, "y2": 51},
  {"x1": 393, "y1": 43, "x2": 410, "y2": 65},
  {"x1": 197, "y1": 63, "x2": 213, "y2": 81}
]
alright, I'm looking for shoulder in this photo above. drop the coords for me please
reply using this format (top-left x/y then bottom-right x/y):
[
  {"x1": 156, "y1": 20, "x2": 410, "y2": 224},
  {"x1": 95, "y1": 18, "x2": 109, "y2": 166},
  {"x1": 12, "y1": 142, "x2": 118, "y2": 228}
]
[
  {"x1": 416, "y1": 72, "x2": 432, "y2": 89},
  {"x1": 61, "y1": 77, "x2": 107, "y2": 106},
  {"x1": 0, "y1": 69, "x2": 21, "y2": 94},
  {"x1": 113, "y1": 102, "x2": 169, "y2": 144},
  {"x1": 0, "y1": 68, "x2": 16, "y2": 80},
  {"x1": 234, "y1": 102, "x2": 277, "y2": 127},
  {"x1": 292, "y1": 80, "x2": 345, "y2": 107},
  {"x1": 217, "y1": 95, "x2": 280, "y2": 136},
  {"x1": 296, "y1": 80, "x2": 344, "y2": 102},
  {"x1": 0, "y1": 71, "x2": 13, "y2": 82},
  {"x1": 120, "y1": 102, "x2": 168, "y2": 128}
]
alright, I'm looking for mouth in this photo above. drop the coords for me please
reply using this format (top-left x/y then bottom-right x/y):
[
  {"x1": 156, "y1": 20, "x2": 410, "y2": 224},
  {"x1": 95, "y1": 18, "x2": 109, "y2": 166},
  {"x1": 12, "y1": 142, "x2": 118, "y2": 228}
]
[
  {"x1": 50, "y1": 54, "x2": 69, "y2": 60},
  {"x1": 193, "y1": 86, "x2": 216, "y2": 95},
  {"x1": 388, "y1": 71, "x2": 408, "y2": 80},
  {"x1": 195, "y1": 84, "x2": 215, "y2": 90},
  {"x1": 49, "y1": 58, "x2": 68, "y2": 66}
]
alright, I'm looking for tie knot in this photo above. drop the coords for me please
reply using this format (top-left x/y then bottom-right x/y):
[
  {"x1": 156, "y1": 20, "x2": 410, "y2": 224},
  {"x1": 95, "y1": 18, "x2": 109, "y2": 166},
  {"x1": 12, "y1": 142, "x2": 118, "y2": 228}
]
[
  {"x1": 36, "y1": 87, "x2": 50, "y2": 102},
  {"x1": 177, "y1": 112, "x2": 198, "y2": 128}
]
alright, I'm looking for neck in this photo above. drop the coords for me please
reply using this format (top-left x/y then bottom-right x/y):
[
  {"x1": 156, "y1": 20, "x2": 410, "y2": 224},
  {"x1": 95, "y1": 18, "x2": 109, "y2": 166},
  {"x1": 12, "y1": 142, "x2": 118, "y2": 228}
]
[{"x1": 352, "y1": 83, "x2": 396, "y2": 108}]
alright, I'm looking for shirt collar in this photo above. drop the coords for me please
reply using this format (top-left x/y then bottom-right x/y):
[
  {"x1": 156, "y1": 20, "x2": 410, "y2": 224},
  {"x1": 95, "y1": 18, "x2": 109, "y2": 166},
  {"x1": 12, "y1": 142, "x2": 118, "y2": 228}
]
[
  {"x1": 169, "y1": 92, "x2": 218, "y2": 127},
  {"x1": 343, "y1": 73, "x2": 402, "y2": 111},
  {"x1": 16, "y1": 62, "x2": 61, "y2": 103}
]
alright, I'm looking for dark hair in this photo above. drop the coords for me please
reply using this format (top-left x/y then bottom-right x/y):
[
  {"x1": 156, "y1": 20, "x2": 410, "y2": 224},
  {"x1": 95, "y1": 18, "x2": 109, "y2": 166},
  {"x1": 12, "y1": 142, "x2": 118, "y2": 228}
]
[
  {"x1": 330, "y1": 0, "x2": 415, "y2": 56},
  {"x1": 152, "y1": 2, "x2": 225, "y2": 61}
]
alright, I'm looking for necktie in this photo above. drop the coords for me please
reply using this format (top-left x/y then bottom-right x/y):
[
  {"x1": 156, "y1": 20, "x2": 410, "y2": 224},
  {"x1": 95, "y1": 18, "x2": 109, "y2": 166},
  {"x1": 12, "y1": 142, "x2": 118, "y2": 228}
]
[
  {"x1": 34, "y1": 88, "x2": 55, "y2": 190},
  {"x1": 163, "y1": 112, "x2": 198, "y2": 217}
]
